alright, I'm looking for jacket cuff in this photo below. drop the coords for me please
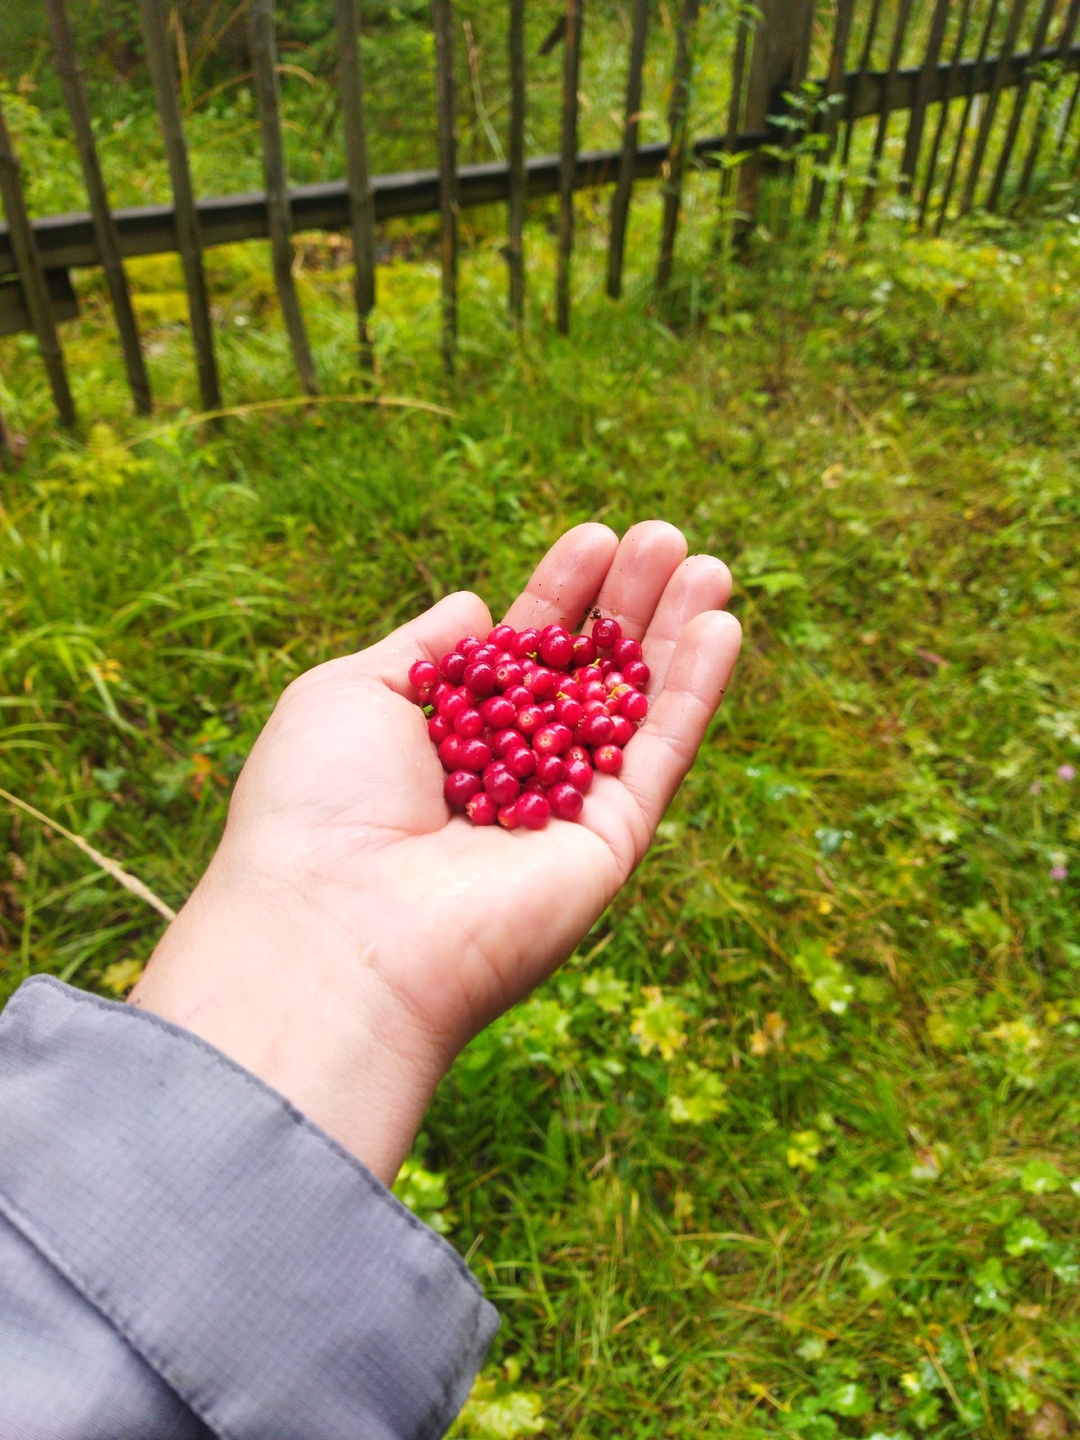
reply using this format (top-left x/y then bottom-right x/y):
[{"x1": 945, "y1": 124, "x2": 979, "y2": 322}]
[{"x1": 0, "y1": 975, "x2": 498, "y2": 1440}]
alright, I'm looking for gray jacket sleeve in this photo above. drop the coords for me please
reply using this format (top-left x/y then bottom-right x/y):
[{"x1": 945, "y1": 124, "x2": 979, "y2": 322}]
[{"x1": 0, "y1": 975, "x2": 498, "y2": 1440}]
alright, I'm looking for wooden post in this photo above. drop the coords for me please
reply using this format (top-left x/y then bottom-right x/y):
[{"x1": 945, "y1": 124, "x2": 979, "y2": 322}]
[
  {"x1": 806, "y1": 0, "x2": 855, "y2": 223},
  {"x1": 44, "y1": 0, "x2": 151, "y2": 415},
  {"x1": 715, "y1": 6, "x2": 751, "y2": 236},
  {"x1": 606, "y1": 0, "x2": 649, "y2": 299},
  {"x1": 899, "y1": 0, "x2": 951, "y2": 195},
  {"x1": 335, "y1": 0, "x2": 377, "y2": 366},
  {"x1": 138, "y1": 0, "x2": 221, "y2": 412},
  {"x1": 831, "y1": 0, "x2": 884, "y2": 230},
  {"x1": 960, "y1": 0, "x2": 1032, "y2": 213},
  {"x1": 507, "y1": 0, "x2": 526, "y2": 323},
  {"x1": 656, "y1": 0, "x2": 700, "y2": 293},
  {"x1": 917, "y1": 0, "x2": 976, "y2": 227},
  {"x1": 249, "y1": 0, "x2": 318, "y2": 395},
  {"x1": 736, "y1": 0, "x2": 814, "y2": 228},
  {"x1": 857, "y1": 0, "x2": 914, "y2": 227},
  {"x1": 935, "y1": 0, "x2": 1002, "y2": 231},
  {"x1": 1017, "y1": 0, "x2": 1080, "y2": 198},
  {"x1": 0, "y1": 99, "x2": 77, "y2": 429},
  {"x1": 433, "y1": 0, "x2": 458, "y2": 372},
  {"x1": 556, "y1": 0, "x2": 584, "y2": 335},
  {"x1": 987, "y1": 0, "x2": 1060, "y2": 209}
]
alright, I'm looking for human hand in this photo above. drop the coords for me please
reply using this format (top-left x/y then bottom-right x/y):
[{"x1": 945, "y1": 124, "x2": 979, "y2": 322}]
[{"x1": 131, "y1": 522, "x2": 741, "y2": 1182}]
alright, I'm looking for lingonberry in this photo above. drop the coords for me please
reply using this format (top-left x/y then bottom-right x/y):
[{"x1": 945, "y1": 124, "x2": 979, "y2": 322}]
[
  {"x1": 504, "y1": 685, "x2": 532, "y2": 710},
  {"x1": 494, "y1": 659, "x2": 524, "y2": 690},
  {"x1": 604, "y1": 671, "x2": 625, "y2": 691},
  {"x1": 612, "y1": 637, "x2": 643, "y2": 667},
  {"x1": 611, "y1": 714, "x2": 635, "y2": 746},
  {"x1": 535, "y1": 754, "x2": 565, "y2": 787},
  {"x1": 457, "y1": 636, "x2": 481, "y2": 657},
  {"x1": 599, "y1": 659, "x2": 615, "y2": 676},
  {"x1": 430, "y1": 681, "x2": 453, "y2": 708},
  {"x1": 428, "y1": 714, "x2": 452, "y2": 745},
  {"x1": 542, "y1": 702, "x2": 557, "y2": 720},
  {"x1": 540, "y1": 631, "x2": 574, "y2": 668},
  {"x1": 556, "y1": 678, "x2": 583, "y2": 702},
  {"x1": 619, "y1": 688, "x2": 649, "y2": 722},
  {"x1": 582, "y1": 698, "x2": 608, "y2": 719},
  {"x1": 492, "y1": 727, "x2": 525, "y2": 759},
  {"x1": 593, "y1": 743, "x2": 624, "y2": 775},
  {"x1": 437, "y1": 689, "x2": 467, "y2": 721},
  {"x1": 438, "y1": 735, "x2": 464, "y2": 770},
  {"x1": 445, "y1": 770, "x2": 482, "y2": 808},
  {"x1": 548, "y1": 782, "x2": 584, "y2": 822},
  {"x1": 565, "y1": 757, "x2": 593, "y2": 793},
  {"x1": 581, "y1": 712, "x2": 615, "y2": 746},
  {"x1": 497, "y1": 801, "x2": 520, "y2": 829},
  {"x1": 572, "y1": 634, "x2": 597, "y2": 666},
  {"x1": 481, "y1": 695, "x2": 516, "y2": 729},
  {"x1": 517, "y1": 705, "x2": 545, "y2": 735},
  {"x1": 511, "y1": 628, "x2": 540, "y2": 658},
  {"x1": 506, "y1": 746, "x2": 537, "y2": 779},
  {"x1": 554, "y1": 696, "x2": 584, "y2": 729},
  {"x1": 463, "y1": 661, "x2": 497, "y2": 697},
  {"x1": 439, "y1": 651, "x2": 467, "y2": 683},
  {"x1": 457, "y1": 738, "x2": 493, "y2": 772},
  {"x1": 592, "y1": 617, "x2": 622, "y2": 648},
  {"x1": 488, "y1": 624, "x2": 516, "y2": 650},
  {"x1": 533, "y1": 724, "x2": 564, "y2": 755},
  {"x1": 527, "y1": 667, "x2": 556, "y2": 700},
  {"x1": 622, "y1": 659, "x2": 650, "y2": 688},
  {"x1": 466, "y1": 792, "x2": 497, "y2": 825},
  {"x1": 453, "y1": 706, "x2": 485, "y2": 738},
  {"x1": 566, "y1": 745, "x2": 590, "y2": 767},
  {"x1": 483, "y1": 765, "x2": 520, "y2": 805},
  {"x1": 409, "y1": 659, "x2": 440, "y2": 690},
  {"x1": 516, "y1": 791, "x2": 551, "y2": 830},
  {"x1": 583, "y1": 680, "x2": 608, "y2": 703}
]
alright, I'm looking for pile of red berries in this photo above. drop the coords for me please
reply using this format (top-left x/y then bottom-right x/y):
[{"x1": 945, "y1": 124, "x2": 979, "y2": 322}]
[{"x1": 408, "y1": 617, "x2": 649, "y2": 831}]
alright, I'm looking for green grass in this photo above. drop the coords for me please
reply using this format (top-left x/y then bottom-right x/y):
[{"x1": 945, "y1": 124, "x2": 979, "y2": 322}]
[{"x1": 2, "y1": 134, "x2": 1080, "y2": 1439}]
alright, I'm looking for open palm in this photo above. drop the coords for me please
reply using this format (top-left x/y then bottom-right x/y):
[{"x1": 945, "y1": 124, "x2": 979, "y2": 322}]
[{"x1": 134, "y1": 522, "x2": 741, "y2": 1180}]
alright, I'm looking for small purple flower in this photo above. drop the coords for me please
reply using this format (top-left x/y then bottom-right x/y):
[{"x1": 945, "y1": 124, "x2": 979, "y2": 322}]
[
  {"x1": 1058, "y1": 764, "x2": 1076, "y2": 782},
  {"x1": 1029, "y1": 780, "x2": 1044, "y2": 795},
  {"x1": 1049, "y1": 865, "x2": 1068, "y2": 882}
]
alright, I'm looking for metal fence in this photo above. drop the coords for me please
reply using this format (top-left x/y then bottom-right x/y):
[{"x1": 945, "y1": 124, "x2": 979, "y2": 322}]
[{"x1": 1, "y1": 0, "x2": 1079, "y2": 432}]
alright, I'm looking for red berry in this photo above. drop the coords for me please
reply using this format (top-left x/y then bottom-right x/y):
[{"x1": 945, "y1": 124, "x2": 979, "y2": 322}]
[
  {"x1": 439, "y1": 651, "x2": 467, "y2": 683},
  {"x1": 494, "y1": 659, "x2": 524, "y2": 690},
  {"x1": 581, "y1": 712, "x2": 615, "y2": 746},
  {"x1": 555, "y1": 696, "x2": 585, "y2": 728},
  {"x1": 565, "y1": 757, "x2": 593, "y2": 792},
  {"x1": 409, "y1": 659, "x2": 439, "y2": 690},
  {"x1": 438, "y1": 735, "x2": 464, "y2": 770},
  {"x1": 497, "y1": 801, "x2": 520, "y2": 829},
  {"x1": 623, "y1": 659, "x2": 650, "y2": 689},
  {"x1": 572, "y1": 634, "x2": 597, "y2": 666},
  {"x1": 428, "y1": 714, "x2": 452, "y2": 745},
  {"x1": 611, "y1": 714, "x2": 635, "y2": 746},
  {"x1": 599, "y1": 659, "x2": 615, "y2": 676},
  {"x1": 536, "y1": 722, "x2": 574, "y2": 755},
  {"x1": 535, "y1": 754, "x2": 565, "y2": 787},
  {"x1": 583, "y1": 680, "x2": 607, "y2": 703},
  {"x1": 619, "y1": 689, "x2": 649, "y2": 722},
  {"x1": 512, "y1": 628, "x2": 540, "y2": 658},
  {"x1": 556, "y1": 679, "x2": 583, "y2": 702},
  {"x1": 613, "y1": 637, "x2": 643, "y2": 667},
  {"x1": 483, "y1": 764, "x2": 520, "y2": 805},
  {"x1": 592, "y1": 617, "x2": 622, "y2": 648},
  {"x1": 492, "y1": 727, "x2": 525, "y2": 759},
  {"x1": 594, "y1": 743, "x2": 624, "y2": 775},
  {"x1": 457, "y1": 636, "x2": 481, "y2": 657},
  {"x1": 466, "y1": 792, "x2": 498, "y2": 825},
  {"x1": 542, "y1": 702, "x2": 557, "y2": 720},
  {"x1": 527, "y1": 667, "x2": 556, "y2": 700},
  {"x1": 516, "y1": 791, "x2": 551, "y2": 830},
  {"x1": 438, "y1": 689, "x2": 468, "y2": 721},
  {"x1": 549, "y1": 781, "x2": 584, "y2": 821},
  {"x1": 481, "y1": 695, "x2": 516, "y2": 729},
  {"x1": 604, "y1": 671, "x2": 625, "y2": 691},
  {"x1": 463, "y1": 661, "x2": 496, "y2": 697},
  {"x1": 454, "y1": 706, "x2": 485, "y2": 738},
  {"x1": 488, "y1": 624, "x2": 516, "y2": 649},
  {"x1": 506, "y1": 746, "x2": 537, "y2": 779},
  {"x1": 471, "y1": 645, "x2": 499, "y2": 666},
  {"x1": 540, "y1": 631, "x2": 573, "y2": 668},
  {"x1": 517, "y1": 705, "x2": 545, "y2": 735},
  {"x1": 504, "y1": 685, "x2": 532, "y2": 710},
  {"x1": 430, "y1": 681, "x2": 453, "y2": 708},
  {"x1": 445, "y1": 770, "x2": 482, "y2": 808},
  {"x1": 458, "y1": 738, "x2": 493, "y2": 772},
  {"x1": 566, "y1": 745, "x2": 590, "y2": 766},
  {"x1": 582, "y1": 698, "x2": 608, "y2": 719}
]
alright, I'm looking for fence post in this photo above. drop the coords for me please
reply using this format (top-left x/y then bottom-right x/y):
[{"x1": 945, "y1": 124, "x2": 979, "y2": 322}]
[
  {"x1": 656, "y1": 0, "x2": 700, "y2": 293},
  {"x1": 805, "y1": 0, "x2": 854, "y2": 223},
  {"x1": 961, "y1": 0, "x2": 1032, "y2": 213},
  {"x1": 44, "y1": 0, "x2": 151, "y2": 416},
  {"x1": 1017, "y1": 0, "x2": 1080, "y2": 197},
  {"x1": 433, "y1": 0, "x2": 458, "y2": 373},
  {"x1": 917, "y1": 0, "x2": 976, "y2": 227},
  {"x1": 507, "y1": 0, "x2": 527, "y2": 324},
  {"x1": 556, "y1": 0, "x2": 584, "y2": 335},
  {"x1": 857, "y1": 0, "x2": 914, "y2": 227},
  {"x1": 934, "y1": 0, "x2": 1002, "y2": 231},
  {"x1": 249, "y1": 0, "x2": 318, "y2": 395},
  {"x1": 987, "y1": 0, "x2": 1060, "y2": 209},
  {"x1": 736, "y1": 0, "x2": 815, "y2": 229},
  {"x1": 831, "y1": 0, "x2": 884, "y2": 231},
  {"x1": 138, "y1": 0, "x2": 221, "y2": 413},
  {"x1": 606, "y1": 0, "x2": 650, "y2": 299},
  {"x1": 0, "y1": 99, "x2": 77, "y2": 429},
  {"x1": 335, "y1": 0, "x2": 377, "y2": 367},
  {"x1": 899, "y1": 0, "x2": 951, "y2": 195}
]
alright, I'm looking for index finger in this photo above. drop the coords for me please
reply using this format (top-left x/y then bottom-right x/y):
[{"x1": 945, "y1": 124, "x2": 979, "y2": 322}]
[{"x1": 501, "y1": 523, "x2": 619, "y2": 633}]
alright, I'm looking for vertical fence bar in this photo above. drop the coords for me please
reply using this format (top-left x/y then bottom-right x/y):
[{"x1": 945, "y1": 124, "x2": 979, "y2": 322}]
[
  {"x1": 556, "y1": 0, "x2": 584, "y2": 335},
  {"x1": 138, "y1": 0, "x2": 221, "y2": 412},
  {"x1": 935, "y1": 0, "x2": 1002, "y2": 230},
  {"x1": 716, "y1": 5, "x2": 750, "y2": 236},
  {"x1": 831, "y1": 0, "x2": 884, "y2": 230},
  {"x1": 806, "y1": 0, "x2": 855, "y2": 222},
  {"x1": 1017, "y1": 0, "x2": 1080, "y2": 197},
  {"x1": 899, "y1": 0, "x2": 951, "y2": 195},
  {"x1": 987, "y1": 0, "x2": 1060, "y2": 208},
  {"x1": 656, "y1": 0, "x2": 700, "y2": 292},
  {"x1": 249, "y1": 0, "x2": 318, "y2": 395},
  {"x1": 917, "y1": 0, "x2": 975, "y2": 227},
  {"x1": 606, "y1": 0, "x2": 650, "y2": 299},
  {"x1": 44, "y1": 0, "x2": 151, "y2": 415},
  {"x1": 857, "y1": 0, "x2": 914, "y2": 226},
  {"x1": 0, "y1": 99, "x2": 77, "y2": 429},
  {"x1": 433, "y1": 0, "x2": 458, "y2": 372},
  {"x1": 736, "y1": 0, "x2": 814, "y2": 230},
  {"x1": 335, "y1": 0, "x2": 377, "y2": 368},
  {"x1": 1056, "y1": 69, "x2": 1080, "y2": 164},
  {"x1": 507, "y1": 0, "x2": 526, "y2": 323},
  {"x1": 960, "y1": 0, "x2": 1031, "y2": 213}
]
